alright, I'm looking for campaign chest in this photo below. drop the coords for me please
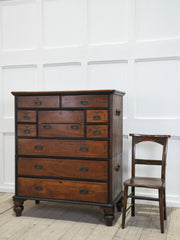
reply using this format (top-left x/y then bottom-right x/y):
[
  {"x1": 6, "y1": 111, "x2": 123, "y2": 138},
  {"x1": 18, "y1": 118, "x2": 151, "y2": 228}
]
[{"x1": 12, "y1": 90, "x2": 125, "y2": 226}]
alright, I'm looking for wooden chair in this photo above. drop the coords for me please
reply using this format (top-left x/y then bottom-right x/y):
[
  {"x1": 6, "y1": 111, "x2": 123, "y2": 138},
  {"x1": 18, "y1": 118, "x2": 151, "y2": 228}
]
[{"x1": 122, "y1": 133, "x2": 170, "y2": 233}]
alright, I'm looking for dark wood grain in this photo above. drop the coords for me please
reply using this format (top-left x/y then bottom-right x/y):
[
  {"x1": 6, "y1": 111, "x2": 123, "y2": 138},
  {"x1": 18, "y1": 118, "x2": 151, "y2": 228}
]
[
  {"x1": 18, "y1": 139, "x2": 108, "y2": 158},
  {"x1": 17, "y1": 96, "x2": 59, "y2": 108},
  {"x1": 17, "y1": 124, "x2": 36, "y2": 137},
  {"x1": 86, "y1": 125, "x2": 108, "y2": 138},
  {"x1": 62, "y1": 95, "x2": 108, "y2": 108},
  {"x1": 18, "y1": 177, "x2": 108, "y2": 203},
  {"x1": 86, "y1": 110, "x2": 108, "y2": 123},
  {"x1": 17, "y1": 110, "x2": 36, "y2": 122},
  {"x1": 18, "y1": 157, "x2": 108, "y2": 180}
]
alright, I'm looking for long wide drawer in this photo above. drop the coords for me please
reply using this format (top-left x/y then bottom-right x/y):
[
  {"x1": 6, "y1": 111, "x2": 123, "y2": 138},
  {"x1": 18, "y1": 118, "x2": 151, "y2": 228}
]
[
  {"x1": 18, "y1": 139, "x2": 108, "y2": 158},
  {"x1": 18, "y1": 177, "x2": 108, "y2": 203},
  {"x1": 18, "y1": 157, "x2": 108, "y2": 180},
  {"x1": 17, "y1": 96, "x2": 59, "y2": 108}
]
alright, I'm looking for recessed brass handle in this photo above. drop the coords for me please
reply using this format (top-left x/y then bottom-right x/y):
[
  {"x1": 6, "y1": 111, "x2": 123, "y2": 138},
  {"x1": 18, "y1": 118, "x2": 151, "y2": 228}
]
[
  {"x1": 93, "y1": 115, "x2": 101, "y2": 120},
  {"x1": 23, "y1": 129, "x2": 30, "y2": 134},
  {"x1": 79, "y1": 189, "x2": 89, "y2": 194},
  {"x1": 34, "y1": 145, "x2": 43, "y2": 150},
  {"x1": 34, "y1": 164, "x2": 43, "y2": 169},
  {"x1": 80, "y1": 100, "x2": 88, "y2": 105},
  {"x1": 79, "y1": 146, "x2": 89, "y2": 152},
  {"x1": 79, "y1": 167, "x2": 89, "y2": 172},
  {"x1": 93, "y1": 130, "x2": 101, "y2": 135},
  {"x1": 43, "y1": 124, "x2": 51, "y2": 129},
  {"x1": 34, "y1": 185, "x2": 43, "y2": 191},
  {"x1": 34, "y1": 100, "x2": 42, "y2": 106},
  {"x1": 71, "y1": 125, "x2": 79, "y2": 130},
  {"x1": 116, "y1": 110, "x2": 121, "y2": 116},
  {"x1": 23, "y1": 115, "x2": 30, "y2": 120},
  {"x1": 115, "y1": 165, "x2": 120, "y2": 171}
]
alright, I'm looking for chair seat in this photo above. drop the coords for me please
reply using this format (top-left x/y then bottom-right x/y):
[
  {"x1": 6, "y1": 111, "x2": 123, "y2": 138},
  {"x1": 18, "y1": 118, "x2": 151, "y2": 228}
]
[{"x1": 124, "y1": 177, "x2": 165, "y2": 189}]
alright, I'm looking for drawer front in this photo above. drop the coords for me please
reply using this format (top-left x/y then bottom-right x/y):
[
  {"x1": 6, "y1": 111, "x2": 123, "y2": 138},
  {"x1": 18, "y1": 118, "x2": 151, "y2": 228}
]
[
  {"x1": 62, "y1": 95, "x2": 108, "y2": 108},
  {"x1": 17, "y1": 124, "x2": 36, "y2": 137},
  {"x1": 17, "y1": 110, "x2": 36, "y2": 122},
  {"x1": 18, "y1": 139, "x2": 108, "y2": 158},
  {"x1": 38, "y1": 124, "x2": 84, "y2": 138},
  {"x1": 17, "y1": 96, "x2": 59, "y2": 108},
  {"x1": 18, "y1": 177, "x2": 108, "y2": 203},
  {"x1": 38, "y1": 110, "x2": 84, "y2": 123},
  {"x1": 86, "y1": 110, "x2": 108, "y2": 123},
  {"x1": 18, "y1": 158, "x2": 108, "y2": 180},
  {"x1": 86, "y1": 125, "x2": 108, "y2": 138}
]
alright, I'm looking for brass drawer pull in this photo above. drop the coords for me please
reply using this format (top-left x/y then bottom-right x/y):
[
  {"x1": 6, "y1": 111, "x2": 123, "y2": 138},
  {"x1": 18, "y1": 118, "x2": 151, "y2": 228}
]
[
  {"x1": 34, "y1": 100, "x2": 42, "y2": 106},
  {"x1": 80, "y1": 100, "x2": 88, "y2": 105},
  {"x1": 34, "y1": 164, "x2": 43, "y2": 169},
  {"x1": 43, "y1": 124, "x2": 51, "y2": 129},
  {"x1": 79, "y1": 189, "x2": 89, "y2": 194},
  {"x1": 34, "y1": 145, "x2": 43, "y2": 150},
  {"x1": 23, "y1": 129, "x2": 30, "y2": 134},
  {"x1": 115, "y1": 165, "x2": 120, "y2": 171},
  {"x1": 34, "y1": 185, "x2": 43, "y2": 191},
  {"x1": 79, "y1": 167, "x2": 89, "y2": 172},
  {"x1": 23, "y1": 115, "x2": 30, "y2": 120},
  {"x1": 93, "y1": 115, "x2": 101, "y2": 120},
  {"x1": 79, "y1": 146, "x2": 89, "y2": 152},
  {"x1": 116, "y1": 110, "x2": 121, "y2": 116},
  {"x1": 71, "y1": 125, "x2": 79, "y2": 130},
  {"x1": 93, "y1": 130, "x2": 101, "y2": 135}
]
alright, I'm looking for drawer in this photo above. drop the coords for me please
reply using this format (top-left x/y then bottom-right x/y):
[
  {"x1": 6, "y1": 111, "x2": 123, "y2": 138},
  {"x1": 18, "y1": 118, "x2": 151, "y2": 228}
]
[
  {"x1": 38, "y1": 110, "x2": 84, "y2": 123},
  {"x1": 62, "y1": 95, "x2": 108, "y2": 108},
  {"x1": 17, "y1": 124, "x2": 36, "y2": 137},
  {"x1": 86, "y1": 110, "x2": 108, "y2": 123},
  {"x1": 17, "y1": 96, "x2": 59, "y2": 108},
  {"x1": 18, "y1": 139, "x2": 108, "y2": 159},
  {"x1": 38, "y1": 124, "x2": 84, "y2": 138},
  {"x1": 86, "y1": 125, "x2": 108, "y2": 138},
  {"x1": 17, "y1": 110, "x2": 36, "y2": 122},
  {"x1": 18, "y1": 158, "x2": 108, "y2": 180},
  {"x1": 18, "y1": 177, "x2": 108, "y2": 203}
]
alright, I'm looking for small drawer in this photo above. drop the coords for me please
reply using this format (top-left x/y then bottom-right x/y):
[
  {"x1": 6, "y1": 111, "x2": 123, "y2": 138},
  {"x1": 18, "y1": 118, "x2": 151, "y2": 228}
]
[
  {"x1": 17, "y1": 124, "x2": 36, "y2": 137},
  {"x1": 18, "y1": 158, "x2": 108, "y2": 180},
  {"x1": 86, "y1": 110, "x2": 108, "y2": 123},
  {"x1": 18, "y1": 177, "x2": 108, "y2": 203},
  {"x1": 18, "y1": 139, "x2": 108, "y2": 159},
  {"x1": 62, "y1": 95, "x2": 108, "y2": 108},
  {"x1": 17, "y1": 96, "x2": 59, "y2": 108},
  {"x1": 86, "y1": 125, "x2": 108, "y2": 138},
  {"x1": 38, "y1": 110, "x2": 84, "y2": 124},
  {"x1": 17, "y1": 110, "x2": 36, "y2": 122},
  {"x1": 38, "y1": 124, "x2": 84, "y2": 138}
]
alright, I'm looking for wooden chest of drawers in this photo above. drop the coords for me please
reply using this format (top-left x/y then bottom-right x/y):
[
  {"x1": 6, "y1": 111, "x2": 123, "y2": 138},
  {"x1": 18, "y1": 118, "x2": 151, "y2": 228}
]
[{"x1": 12, "y1": 90, "x2": 125, "y2": 226}]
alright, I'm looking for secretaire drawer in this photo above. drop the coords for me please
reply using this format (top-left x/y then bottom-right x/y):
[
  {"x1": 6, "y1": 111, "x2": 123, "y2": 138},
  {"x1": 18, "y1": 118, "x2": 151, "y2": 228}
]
[
  {"x1": 18, "y1": 139, "x2": 108, "y2": 158},
  {"x1": 86, "y1": 125, "x2": 108, "y2": 138},
  {"x1": 38, "y1": 110, "x2": 84, "y2": 123},
  {"x1": 18, "y1": 158, "x2": 108, "y2": 180},
  {"x1": 86, "y1": 110, "x2": 108, "y2": 123},
  {"x1": 38, "y1": 124, "x2": 84, "y2": 138},
  {"x1": 62, "y1": 95, "x2": 108, "y2": 108},
  {"x1": 17, "y1": 124, "x2": 36, "y2": 137},
  {"x1": 18, "y1": 177, "x2": 108, "y2": 203},
  {"x1": 17, "y1": 96, "x2": 59, "y2": 108},
  {"x1": 17, "y1": 110, "x2": 36, "y2": 122}
]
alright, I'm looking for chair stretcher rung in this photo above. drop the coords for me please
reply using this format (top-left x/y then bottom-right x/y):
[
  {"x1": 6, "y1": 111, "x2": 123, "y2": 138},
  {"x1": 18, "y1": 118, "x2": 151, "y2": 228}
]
[{"x1": 129, "y1": 195, "x2": 159, "y2": 201}]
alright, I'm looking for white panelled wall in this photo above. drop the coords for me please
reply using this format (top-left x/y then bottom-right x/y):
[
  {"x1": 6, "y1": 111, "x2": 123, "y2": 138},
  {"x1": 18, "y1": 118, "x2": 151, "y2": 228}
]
[{"x1": 0, "y1": 0, "x2": 180, "y2": 206}]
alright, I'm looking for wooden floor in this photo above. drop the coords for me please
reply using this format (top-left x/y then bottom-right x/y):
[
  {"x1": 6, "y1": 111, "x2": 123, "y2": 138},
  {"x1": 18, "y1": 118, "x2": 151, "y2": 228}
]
[{"x1": 0, "y1": 193, "x2": 180, "y2": 240}]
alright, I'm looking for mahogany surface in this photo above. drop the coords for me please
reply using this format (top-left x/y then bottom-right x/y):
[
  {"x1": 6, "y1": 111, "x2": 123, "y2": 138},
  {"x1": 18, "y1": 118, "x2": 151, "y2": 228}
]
[{"x1": 12, "y1": 90, "x2": 125, "y2": 226}]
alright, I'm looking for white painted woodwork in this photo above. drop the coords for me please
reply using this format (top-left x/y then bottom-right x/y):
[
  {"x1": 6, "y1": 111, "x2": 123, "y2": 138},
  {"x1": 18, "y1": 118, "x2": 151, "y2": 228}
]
[{"x1": 0, "y1": 0, "x2": 179, "y2": 208}]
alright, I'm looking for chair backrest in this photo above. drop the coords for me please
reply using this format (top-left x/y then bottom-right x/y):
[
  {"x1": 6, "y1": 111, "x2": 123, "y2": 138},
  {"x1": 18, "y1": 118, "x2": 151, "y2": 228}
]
[{"x1": 130, "y1": 134, "x2": 171, "y2": 180}]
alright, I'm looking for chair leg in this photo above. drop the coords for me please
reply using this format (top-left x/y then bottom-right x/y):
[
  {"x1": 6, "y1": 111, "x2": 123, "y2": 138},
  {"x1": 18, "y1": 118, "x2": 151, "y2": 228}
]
[
  {"x1": 131, "y1": 186, "x2": 135, "y2": 216},
  {"x1": 122, "y1": 185, "x2": 128, "y2": 229},
  {"x1": 159, "y1": 188, "x2": 164, "y2": 233},
  {"x1": 163, "y1": 187, "x2": 167, "y2": 220}
]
